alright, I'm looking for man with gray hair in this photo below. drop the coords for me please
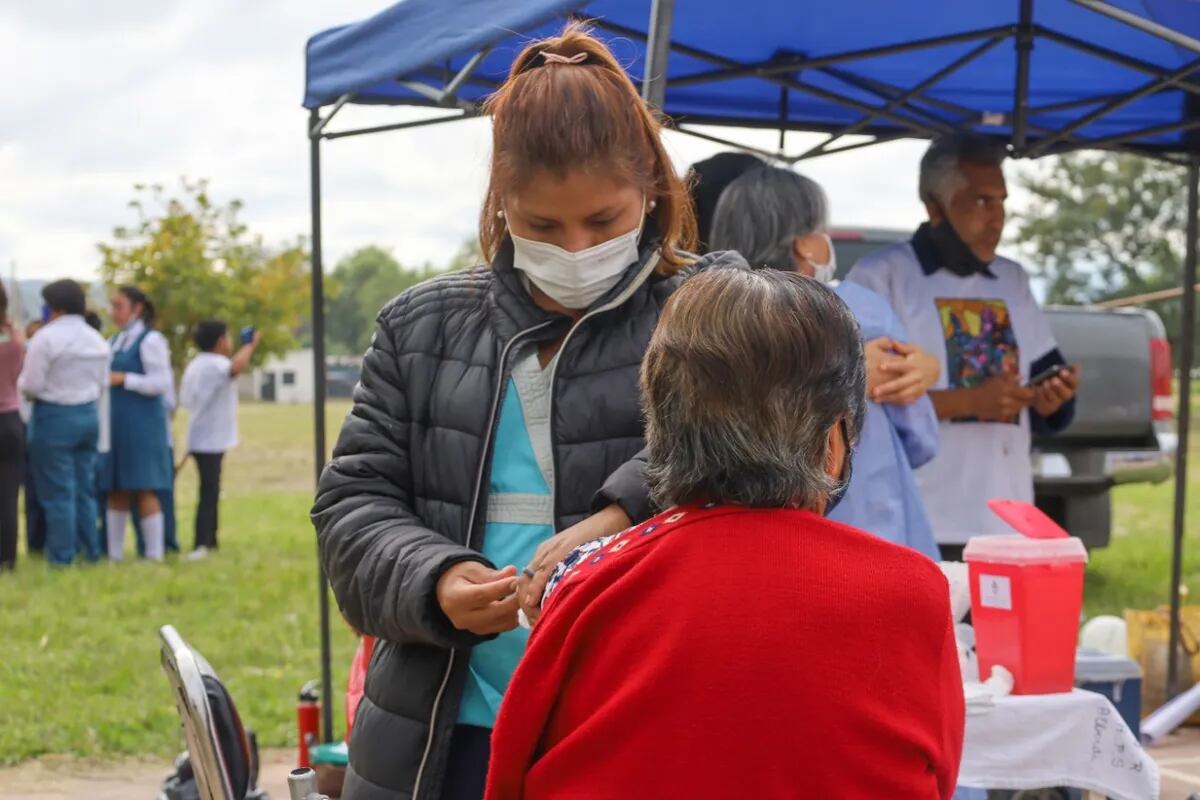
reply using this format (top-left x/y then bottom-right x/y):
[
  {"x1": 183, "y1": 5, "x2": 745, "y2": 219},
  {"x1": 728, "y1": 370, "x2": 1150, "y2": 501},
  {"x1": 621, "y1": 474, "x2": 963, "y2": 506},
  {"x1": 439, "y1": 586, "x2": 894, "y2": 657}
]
[{"x1": 847, "y1": 132, "x2": 1079, "y2": 559}]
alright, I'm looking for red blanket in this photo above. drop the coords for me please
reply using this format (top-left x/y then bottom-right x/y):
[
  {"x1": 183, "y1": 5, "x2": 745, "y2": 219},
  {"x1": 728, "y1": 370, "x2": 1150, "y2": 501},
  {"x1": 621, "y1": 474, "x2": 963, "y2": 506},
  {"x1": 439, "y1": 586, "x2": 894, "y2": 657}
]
[{"x1": 486, "y1": 504, "x2": 963, "y2": 799}]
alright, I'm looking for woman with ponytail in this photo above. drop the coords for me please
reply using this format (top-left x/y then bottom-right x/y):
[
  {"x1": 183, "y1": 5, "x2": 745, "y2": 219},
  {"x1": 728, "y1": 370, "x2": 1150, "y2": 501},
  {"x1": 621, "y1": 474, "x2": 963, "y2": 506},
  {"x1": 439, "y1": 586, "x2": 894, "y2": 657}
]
[
  {"x1": 102, "y1": 285, "x2": 174, "y2": 562},
  {"x1": 313, "y1": 23, "x2": 744, "y2": 800}
]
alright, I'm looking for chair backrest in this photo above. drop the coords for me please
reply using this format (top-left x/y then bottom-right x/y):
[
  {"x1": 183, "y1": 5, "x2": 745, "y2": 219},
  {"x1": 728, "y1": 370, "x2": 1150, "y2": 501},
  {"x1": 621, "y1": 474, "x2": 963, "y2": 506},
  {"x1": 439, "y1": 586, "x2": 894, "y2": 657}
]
[{"x1": 159, "y1": 625, "x2": 252, "y2": 800}]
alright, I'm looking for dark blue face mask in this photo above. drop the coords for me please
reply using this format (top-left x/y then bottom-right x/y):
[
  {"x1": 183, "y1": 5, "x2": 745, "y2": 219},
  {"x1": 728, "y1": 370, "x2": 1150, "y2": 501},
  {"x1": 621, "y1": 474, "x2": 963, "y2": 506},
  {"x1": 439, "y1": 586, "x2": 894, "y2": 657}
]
[{"x1": 823, "y1": 418, "x2": 853, "y2": 516}]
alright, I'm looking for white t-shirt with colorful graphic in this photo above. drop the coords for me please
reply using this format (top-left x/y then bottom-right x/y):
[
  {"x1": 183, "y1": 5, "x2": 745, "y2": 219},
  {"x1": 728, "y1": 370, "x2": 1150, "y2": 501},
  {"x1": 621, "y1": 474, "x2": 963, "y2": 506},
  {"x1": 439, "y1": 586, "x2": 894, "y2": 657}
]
[{"x1": 848, "y1": 242, "x2": 1059, "y2": 544}]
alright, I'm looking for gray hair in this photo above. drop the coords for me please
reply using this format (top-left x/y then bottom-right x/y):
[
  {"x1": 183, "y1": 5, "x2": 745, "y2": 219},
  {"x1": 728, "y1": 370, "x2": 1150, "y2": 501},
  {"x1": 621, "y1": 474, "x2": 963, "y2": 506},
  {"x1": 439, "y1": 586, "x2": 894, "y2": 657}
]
[
  {"x1": 919, "y1": 132, "x2": 1007, "y2": 205},
  {"x1": 641, "y1": 268, "x2": 866, "y2": 510},
  {"x1": 708, "y1": 165, "x2": 828, "y2": 270}
]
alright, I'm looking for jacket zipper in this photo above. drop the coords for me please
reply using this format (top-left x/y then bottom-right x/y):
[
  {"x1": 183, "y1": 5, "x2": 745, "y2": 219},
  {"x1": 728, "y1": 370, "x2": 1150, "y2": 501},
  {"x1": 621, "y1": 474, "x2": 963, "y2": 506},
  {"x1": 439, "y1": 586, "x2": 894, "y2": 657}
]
[
  {"x1": 411, "y1": 318, "x2": 555, "y2": 800},
  {"x1": 546, "y1": 253, "x2": 661, "y2": 523}
]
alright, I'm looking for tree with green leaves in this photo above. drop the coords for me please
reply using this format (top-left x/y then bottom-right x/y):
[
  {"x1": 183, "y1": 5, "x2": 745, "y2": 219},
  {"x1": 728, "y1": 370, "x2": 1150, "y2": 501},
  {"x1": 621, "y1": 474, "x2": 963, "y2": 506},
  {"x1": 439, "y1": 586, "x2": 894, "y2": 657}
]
[
  {"x1": 98, "y1": 179, "x2": 310, "y2": 370},
  {"x1": 1012, "y1": 152, "x2": 1192, "y2": 348},
  {"x1": 326, "y1": 243, "x2": 474, "y2": 355}
]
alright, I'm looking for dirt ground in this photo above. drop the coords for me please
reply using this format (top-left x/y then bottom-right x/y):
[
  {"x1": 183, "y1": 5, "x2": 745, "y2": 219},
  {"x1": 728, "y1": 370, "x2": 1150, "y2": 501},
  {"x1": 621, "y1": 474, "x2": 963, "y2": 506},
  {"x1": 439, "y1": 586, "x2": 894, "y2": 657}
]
[
  {"x1": 6, "y1": 733, "x2": 1200, "y2": 798},
  {"x1": 1151, "y1": 726, "x2": 1200, "y2": 798},
  {"x1": 0, "y1": 748, "x2": 302, "y2": 800}
]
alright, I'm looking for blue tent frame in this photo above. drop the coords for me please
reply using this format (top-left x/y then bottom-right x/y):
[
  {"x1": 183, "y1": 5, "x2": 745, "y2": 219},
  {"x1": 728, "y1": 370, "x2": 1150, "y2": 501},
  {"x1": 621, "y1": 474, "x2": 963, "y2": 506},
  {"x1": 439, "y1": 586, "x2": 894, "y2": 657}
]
[{"x1": 304, "y1": 0, "x2": 1200, "y2": 744}]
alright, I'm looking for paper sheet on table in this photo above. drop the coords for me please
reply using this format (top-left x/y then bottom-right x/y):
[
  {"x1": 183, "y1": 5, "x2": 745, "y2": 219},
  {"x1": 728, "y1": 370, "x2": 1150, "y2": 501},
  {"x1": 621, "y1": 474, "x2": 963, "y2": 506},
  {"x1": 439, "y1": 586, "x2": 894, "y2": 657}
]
[{"x1": 959, "y1": 689, "x2": 1159, "y2": 800}]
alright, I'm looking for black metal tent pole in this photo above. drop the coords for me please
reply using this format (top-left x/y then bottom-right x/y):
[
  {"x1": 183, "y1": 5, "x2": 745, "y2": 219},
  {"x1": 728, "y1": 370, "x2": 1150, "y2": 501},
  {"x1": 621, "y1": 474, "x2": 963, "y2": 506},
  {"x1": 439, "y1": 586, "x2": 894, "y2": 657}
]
[
  {"x1": 1168, "y1": 157, "x2": 1199, "y2": 699},
  {"x1": 324, "y1": 110, "x2": 475, "y2": 141},
  {"x1": 1072, "y1": 0, "x2": 1200, "y2": 53},
  {"x1": 798, "y1": 34, "x2": 1008, "y2": 160},
  {"x1": 671, "y1": 124, "x2": 792, "y2": 161},
  {"x1": 1011, "y1": 0, "x2": 1034, "y2": 153},
  {"x1": 666, "y1": 25, "x2": 1012, "y2": 88},
  {"x1": 591, "y1": 17, "x2": 949, "y2": 139},
  {"x1": 641, "y1": 0, "x2": 675, "y2": 108},
  {"x1": 1025, "y1": 56, "x2": 1200, "y2": 158},
  {"x1": 307, "y1": 108, "x2": 335, "y2": 744}
]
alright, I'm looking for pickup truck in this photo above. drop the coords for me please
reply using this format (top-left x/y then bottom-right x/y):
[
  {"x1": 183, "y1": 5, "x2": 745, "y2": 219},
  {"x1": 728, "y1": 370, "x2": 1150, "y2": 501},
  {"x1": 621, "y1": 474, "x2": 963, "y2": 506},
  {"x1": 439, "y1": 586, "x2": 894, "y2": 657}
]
[{"x1": 831, "y1": 227, "x2": 1177, "y2": 550}]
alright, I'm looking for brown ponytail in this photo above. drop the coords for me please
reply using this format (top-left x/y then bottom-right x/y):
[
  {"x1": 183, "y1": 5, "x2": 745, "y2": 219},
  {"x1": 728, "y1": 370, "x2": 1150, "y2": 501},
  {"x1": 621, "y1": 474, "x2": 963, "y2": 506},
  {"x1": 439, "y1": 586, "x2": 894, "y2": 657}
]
[{"x1": 479, "y1": 22, "x2": 696, "y2": 272}]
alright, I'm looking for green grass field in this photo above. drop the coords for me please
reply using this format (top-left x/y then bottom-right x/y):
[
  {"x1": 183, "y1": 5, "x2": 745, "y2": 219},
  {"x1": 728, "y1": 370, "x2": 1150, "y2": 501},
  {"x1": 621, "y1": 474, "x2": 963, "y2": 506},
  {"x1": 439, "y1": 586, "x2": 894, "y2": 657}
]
[
  {"x1": 0, "y1": 396, "x2": 1197, "y2": 765},
  {"x1": 1083, "y1": 392, "x2": 1200, "y2": 617},
  {"x1": 0, "y1": 402, "x2": 357, "y2": 765}
]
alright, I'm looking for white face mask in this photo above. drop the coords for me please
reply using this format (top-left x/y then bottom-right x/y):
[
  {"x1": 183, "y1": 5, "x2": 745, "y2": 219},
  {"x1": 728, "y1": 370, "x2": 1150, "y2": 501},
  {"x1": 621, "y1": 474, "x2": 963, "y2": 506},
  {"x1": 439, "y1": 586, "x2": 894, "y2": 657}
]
[
  {"x1": 510, "y1": 205, "x2": 645, "y2": 310},
  {"x1": 811, "y1": 232, "x2": 838, "y2": 284}
]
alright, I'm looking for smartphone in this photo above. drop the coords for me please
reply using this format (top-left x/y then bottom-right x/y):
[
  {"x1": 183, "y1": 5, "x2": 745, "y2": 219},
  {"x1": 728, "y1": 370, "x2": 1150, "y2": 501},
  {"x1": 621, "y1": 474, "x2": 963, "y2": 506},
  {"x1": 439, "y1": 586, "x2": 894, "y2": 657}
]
[
  {"x1": 240, "y1": 325, "x2": 256, "y2": 346},
  {"x1": 1028, "y1": 364, "x2": 1071, "y2": 387}
]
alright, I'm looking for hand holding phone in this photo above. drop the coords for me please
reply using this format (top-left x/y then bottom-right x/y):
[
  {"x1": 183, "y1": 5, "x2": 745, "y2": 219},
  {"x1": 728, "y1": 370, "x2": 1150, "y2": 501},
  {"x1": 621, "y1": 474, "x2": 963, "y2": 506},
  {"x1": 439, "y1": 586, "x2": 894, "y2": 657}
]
[
  {"x1": 1030, "y1": 364, "x2": 1079, "y2": 417},
  {"x1": 240, "y1": 325, "x2": 257, "y2": 346},
  {"x1": 1028, "y1": 364, "x2": 1069, "y2": 388}
]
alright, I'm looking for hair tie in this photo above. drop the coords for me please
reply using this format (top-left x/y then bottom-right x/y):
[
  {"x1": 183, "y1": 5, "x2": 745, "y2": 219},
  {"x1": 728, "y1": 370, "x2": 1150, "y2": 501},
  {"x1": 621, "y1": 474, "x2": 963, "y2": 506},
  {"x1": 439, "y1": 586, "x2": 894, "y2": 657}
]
[{"x1": 540, "y1": 51, "x2": 588, "y2": 65}]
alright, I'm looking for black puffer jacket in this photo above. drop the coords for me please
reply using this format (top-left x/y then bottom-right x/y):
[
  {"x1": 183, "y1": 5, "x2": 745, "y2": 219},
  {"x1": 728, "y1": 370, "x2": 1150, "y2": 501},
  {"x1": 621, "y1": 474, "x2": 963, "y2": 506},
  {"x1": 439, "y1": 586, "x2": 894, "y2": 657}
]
[{"x1": 312, "y1": 239, "x2": 745, "y2": 800}]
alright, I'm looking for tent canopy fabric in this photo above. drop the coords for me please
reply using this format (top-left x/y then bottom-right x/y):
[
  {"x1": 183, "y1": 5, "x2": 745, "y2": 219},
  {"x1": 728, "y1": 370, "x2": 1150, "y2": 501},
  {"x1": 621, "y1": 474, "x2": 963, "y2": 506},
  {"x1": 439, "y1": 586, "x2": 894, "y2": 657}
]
[{"x1": 305, "y1": 0, "x2": 1200, "y2": 157}]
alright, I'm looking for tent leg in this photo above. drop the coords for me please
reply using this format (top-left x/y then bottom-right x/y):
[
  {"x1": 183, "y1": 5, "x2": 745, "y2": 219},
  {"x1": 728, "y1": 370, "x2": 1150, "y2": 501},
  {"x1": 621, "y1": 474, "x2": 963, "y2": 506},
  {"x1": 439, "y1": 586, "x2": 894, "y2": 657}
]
[
  {"x1": 1012, "y1": 0, "x2": 1034, "y2": 153},
  {"x1": 308, "y1": 109, "x2": 335, "y2": 743},
  {"x1": 641, "y1": 0, "x2": 675, "y2": 108},
  {"x1": 1168, "y1": 157, "x2": 1199, "y2": 699}
]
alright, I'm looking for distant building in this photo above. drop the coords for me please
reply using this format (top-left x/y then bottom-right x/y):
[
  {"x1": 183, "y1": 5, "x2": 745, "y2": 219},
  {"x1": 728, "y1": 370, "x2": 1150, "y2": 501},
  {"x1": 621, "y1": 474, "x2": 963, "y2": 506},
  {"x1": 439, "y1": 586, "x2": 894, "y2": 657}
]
[{"x1": 243, "y1": 348, "x2": 360, "y2": 404}]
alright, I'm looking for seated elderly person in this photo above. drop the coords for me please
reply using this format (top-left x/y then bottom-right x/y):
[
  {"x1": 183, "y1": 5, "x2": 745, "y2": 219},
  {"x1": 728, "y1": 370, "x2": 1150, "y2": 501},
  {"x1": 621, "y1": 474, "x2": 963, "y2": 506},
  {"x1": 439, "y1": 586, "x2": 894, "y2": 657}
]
[
  {"x1": 486, "y1": 269, "x2": 964, "y2": 800},
  {"x1": 711, "y1": 164, "x2": 942, "y2": 560}
]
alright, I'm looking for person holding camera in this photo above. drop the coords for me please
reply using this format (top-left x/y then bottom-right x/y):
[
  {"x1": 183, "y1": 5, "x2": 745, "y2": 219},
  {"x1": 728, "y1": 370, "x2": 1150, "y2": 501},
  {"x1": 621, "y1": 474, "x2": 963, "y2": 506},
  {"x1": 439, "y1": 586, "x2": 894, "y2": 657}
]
[{"x1": 179, "y1": 321, "x2": 260, "y2": 559}]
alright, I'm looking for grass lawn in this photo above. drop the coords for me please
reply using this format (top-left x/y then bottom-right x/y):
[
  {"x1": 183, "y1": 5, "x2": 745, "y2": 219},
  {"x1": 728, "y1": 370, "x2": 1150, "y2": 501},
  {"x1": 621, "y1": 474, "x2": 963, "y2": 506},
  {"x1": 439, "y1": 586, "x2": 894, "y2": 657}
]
[
  {"x1": 0, "y1": 402, "x2": 357, "y2": 766},
  {"x1": 0, "y1": 392, "x2": 1197, "y2": 765},
  {"x1": 1083, "y1": 392, "x2": 1200, "y2": 617}
]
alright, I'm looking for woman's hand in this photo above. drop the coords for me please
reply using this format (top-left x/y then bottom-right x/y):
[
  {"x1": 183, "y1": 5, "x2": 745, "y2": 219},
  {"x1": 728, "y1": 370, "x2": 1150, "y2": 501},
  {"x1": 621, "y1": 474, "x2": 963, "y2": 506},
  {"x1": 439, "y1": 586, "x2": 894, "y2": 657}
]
[
  {"x1": 873, "y1": 341, "x2": 940, "y2": 405},
  {"x1": 518, "y1": 504, "x2": 632, "y2": 626},
  {"x1": 110, "y1": 372, "x2": 126, "y2": 387},
  {"x1": 435, "y1": 562, "x2": 520, "y2": 636}
]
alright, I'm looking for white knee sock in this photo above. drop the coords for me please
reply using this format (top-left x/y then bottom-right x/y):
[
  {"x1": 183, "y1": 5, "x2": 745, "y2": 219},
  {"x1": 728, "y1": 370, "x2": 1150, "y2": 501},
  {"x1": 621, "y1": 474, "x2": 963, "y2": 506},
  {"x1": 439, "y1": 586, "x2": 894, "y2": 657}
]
[
  {"x1": 106, "y1": 510, "x2": 128, "y2": 561},
  {"x1": 142, "y1": 513, "x2": 165, "y2": 562}
]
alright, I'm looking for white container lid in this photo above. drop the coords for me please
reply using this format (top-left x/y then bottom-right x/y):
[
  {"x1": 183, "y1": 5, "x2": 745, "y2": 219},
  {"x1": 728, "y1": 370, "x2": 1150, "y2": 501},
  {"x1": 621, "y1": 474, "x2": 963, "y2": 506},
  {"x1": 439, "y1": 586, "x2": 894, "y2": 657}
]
[{"x1": 963, "y1": 534, "x2": 1089, "y2": 565}]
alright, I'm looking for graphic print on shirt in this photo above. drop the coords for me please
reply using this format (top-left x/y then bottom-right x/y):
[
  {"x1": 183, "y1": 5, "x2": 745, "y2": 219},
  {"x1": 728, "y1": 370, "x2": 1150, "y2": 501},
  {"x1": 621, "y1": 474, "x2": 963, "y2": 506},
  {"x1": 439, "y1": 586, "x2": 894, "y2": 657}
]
[{"x1": 935, "y1": 297, "x2": 1021, "y2": 424}]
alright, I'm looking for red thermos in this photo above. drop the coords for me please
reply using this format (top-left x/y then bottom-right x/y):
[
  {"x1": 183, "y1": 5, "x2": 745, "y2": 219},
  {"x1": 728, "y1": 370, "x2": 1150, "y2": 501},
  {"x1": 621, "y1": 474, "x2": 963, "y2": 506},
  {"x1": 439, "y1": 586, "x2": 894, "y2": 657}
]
[{"x1": 297, "y1": 680, "x2": 321, "y2": 769}]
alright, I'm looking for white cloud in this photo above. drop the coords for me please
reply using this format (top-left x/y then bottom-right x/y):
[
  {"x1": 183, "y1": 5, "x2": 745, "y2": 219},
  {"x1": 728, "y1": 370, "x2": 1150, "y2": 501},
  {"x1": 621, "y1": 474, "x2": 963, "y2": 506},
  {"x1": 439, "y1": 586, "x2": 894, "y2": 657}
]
[{"x1": 0, "y1": 2, "x2": 1034, "y2": 284}]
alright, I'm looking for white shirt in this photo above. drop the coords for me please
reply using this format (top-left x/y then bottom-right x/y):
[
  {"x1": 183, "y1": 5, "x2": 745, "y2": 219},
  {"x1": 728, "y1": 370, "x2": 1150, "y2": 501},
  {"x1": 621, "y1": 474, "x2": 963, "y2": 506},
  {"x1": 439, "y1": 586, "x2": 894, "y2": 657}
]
[
  {"x1": 112, "y1": 319, "x2": 173, "y2": 397},
  {"x1": 18, "y1": 315, "x2": 110, "y2": 405},
  {"x1": 848, "y1": 242, "x2": 1059, "y2": 544},
  {"x1": 180, "y1": 352, "x2": 238, "y2": 453},
  {"x1": 164, "y1": 373, "x2": 177, "y2": 448}
]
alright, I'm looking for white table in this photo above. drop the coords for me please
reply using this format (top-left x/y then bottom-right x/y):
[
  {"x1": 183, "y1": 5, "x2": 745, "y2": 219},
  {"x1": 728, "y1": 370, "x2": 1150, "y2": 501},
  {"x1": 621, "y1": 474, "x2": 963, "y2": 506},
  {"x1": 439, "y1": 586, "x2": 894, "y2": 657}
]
[{"x1": 959, "y1": 689, "x2": 1159, "y2": 800}]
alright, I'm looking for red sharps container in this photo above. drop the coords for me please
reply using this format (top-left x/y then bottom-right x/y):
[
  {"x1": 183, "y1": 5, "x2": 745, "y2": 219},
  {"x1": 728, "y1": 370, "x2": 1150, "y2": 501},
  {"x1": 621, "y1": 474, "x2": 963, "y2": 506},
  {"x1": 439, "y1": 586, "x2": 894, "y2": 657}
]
[{"x1": 964, "y1": 500, "x2": 1089, "y2": 695}]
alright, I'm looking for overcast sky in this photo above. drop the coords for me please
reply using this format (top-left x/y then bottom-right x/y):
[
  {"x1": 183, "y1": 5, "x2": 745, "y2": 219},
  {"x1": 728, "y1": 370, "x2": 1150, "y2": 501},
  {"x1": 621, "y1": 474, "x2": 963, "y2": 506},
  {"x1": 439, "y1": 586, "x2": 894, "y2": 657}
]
[{"x1": 0, "y1": 1, "x2": 1030, "y2": 284}]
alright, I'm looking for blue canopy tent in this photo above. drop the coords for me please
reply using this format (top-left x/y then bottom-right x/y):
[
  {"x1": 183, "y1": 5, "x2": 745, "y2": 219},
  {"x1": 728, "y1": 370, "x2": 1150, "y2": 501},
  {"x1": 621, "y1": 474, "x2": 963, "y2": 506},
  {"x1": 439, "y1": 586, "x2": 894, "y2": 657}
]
[{"x1": 304, "y1": 0, "x2": 1200, "y2": 743}]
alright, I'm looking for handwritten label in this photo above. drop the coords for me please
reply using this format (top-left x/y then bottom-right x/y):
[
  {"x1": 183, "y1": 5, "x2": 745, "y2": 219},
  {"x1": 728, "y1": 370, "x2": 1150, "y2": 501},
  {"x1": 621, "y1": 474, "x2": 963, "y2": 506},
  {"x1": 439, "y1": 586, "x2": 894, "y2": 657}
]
[
  {"x1": 1091, "y1": 701, "x2": 1148, "y2": 774},
  {"x1": 979, "y1": 574, "x2": 1012, "y2": 610}
]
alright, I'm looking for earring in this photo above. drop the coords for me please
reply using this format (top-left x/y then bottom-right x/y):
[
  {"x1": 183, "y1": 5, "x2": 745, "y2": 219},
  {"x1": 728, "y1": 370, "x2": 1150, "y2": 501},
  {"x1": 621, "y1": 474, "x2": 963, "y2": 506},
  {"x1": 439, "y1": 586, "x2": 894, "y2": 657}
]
[
  {"x1": 648, "y1": 200, "x2": 658, "y2": 211},
  {"x1": 496, "y1": 209, "x2": 504, "y2": 219}
]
